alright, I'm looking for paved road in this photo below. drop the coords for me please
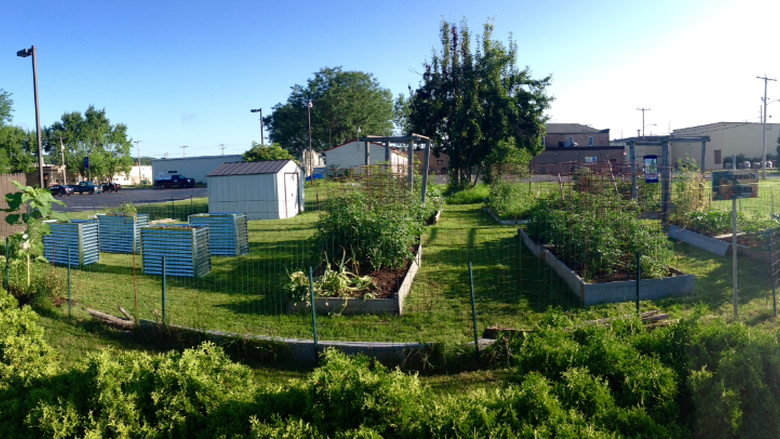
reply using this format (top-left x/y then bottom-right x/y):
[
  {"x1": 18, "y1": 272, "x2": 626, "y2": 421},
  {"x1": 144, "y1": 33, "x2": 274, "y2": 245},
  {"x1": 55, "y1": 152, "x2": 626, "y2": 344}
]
[{"x1": 53, "y1": 188, "x2": 207, "y2": 212}]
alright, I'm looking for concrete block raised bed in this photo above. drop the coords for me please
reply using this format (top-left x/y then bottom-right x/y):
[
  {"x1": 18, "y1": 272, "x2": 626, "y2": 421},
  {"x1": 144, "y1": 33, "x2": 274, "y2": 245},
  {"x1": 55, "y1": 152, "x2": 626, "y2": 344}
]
[
  {"x1": 520, "y1": 229, "x2": 695, "y2": 305},
  {"x1": 667, "y1": 225, "x2": 730, "y2": 256},
  {"x1": 288, "y1": 244, "x2": 422, "y2": 316},
  {"x1": 668, "y1": 226, "x2": 772, "y2": 263}
]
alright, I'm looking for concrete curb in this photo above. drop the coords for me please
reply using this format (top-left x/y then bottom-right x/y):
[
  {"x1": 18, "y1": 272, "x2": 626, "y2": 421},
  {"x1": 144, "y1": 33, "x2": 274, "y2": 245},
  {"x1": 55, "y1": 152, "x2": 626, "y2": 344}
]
[{"x1": 519, "y1": 229, "x2": 695, "y2": 305}]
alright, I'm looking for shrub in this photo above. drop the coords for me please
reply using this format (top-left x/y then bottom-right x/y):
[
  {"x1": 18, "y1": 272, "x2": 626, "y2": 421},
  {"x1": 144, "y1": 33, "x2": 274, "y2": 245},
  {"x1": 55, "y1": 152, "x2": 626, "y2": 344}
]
[
  {"x1": 305, "y1": 349, "x2": 426, "y2": 438},
  {"x1": 444, "y1": 183, "x2": 489, "y2": 205},
  {"x1": 525, "y1": 192, "x2": 673, "y2": 281},
  {"x1": 486, "y1": 179, "x2": 537, "y2": 220},
  {"x1": 316, "y1": 177, "x2": 426, "y2": 271}
]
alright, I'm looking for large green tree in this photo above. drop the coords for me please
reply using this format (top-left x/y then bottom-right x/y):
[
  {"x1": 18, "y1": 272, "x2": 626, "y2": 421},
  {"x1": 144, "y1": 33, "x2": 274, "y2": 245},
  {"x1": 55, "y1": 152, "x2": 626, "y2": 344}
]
[
  {"x1": 243, "y1": 142, "x2": 295, "y2": 162},
  {"x1": 43, "y1": 105, "x2": 134, "y2": 182},
  {"x1": 408, "y1": 19, "x2": 552, "y2": 187},
  {"x1": 265, "y1": 67, "x2": 394, "y2": 156},
  {"x1": 0, "y1": 89, "x2": 37, "y2": 174},
  {"x1": 0, "y1": 89, "x2": 13, "y2": 128}
]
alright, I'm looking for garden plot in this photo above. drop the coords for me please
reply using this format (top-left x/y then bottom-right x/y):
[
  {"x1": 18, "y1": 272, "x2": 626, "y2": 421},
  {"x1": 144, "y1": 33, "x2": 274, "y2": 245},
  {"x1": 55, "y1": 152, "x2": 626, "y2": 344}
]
[{"x1": 523, "y1": 190, "x2": 694, "y2": 305}]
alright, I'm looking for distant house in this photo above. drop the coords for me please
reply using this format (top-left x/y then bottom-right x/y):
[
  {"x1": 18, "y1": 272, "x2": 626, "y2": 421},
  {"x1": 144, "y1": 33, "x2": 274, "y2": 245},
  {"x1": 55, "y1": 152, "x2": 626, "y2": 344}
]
[
  {"x1": 530, "y1": 123, "x2": 619, "y2": 173},
  {"x1": 415, "y1": 150, "x2": 449, "y2": 175},
  {"x1": 323, "y1": 140, "x2": 408, "y2": 174},
  {"x1": 544, "y1": 123, "x2": 610, "y2": 148},
  {"x1": 207, "y1": 160, "x2": 303, "y2": 220}
]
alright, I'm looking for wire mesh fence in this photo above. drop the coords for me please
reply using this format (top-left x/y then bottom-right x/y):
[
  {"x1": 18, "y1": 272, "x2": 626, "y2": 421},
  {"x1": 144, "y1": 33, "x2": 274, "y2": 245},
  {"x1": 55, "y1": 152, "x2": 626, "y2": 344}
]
[{"x1": 3, "y1": 160, "x2": 780, "y2": 349}]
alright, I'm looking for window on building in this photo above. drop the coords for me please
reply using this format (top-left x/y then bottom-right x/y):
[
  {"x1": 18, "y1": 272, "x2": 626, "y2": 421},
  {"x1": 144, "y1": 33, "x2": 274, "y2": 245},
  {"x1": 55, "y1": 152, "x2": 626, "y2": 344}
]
[
  {"x1": 542, "y1": 137, "x2": 546, "y2": 147},
  {"x1": 588, "y1": 136, "x2": 594, "y2": 147},
  {"x1": 714, "y1": 149, "x2": 722, "y2": 165},
  {"x1": 568, "y1": 136, "x2": 574, "y2": 146}
]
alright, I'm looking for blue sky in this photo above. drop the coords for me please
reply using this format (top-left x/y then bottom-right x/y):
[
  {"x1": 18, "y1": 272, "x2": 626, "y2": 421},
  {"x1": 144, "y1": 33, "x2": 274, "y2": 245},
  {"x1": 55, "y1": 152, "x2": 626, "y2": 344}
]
[{"x1": 2, "y1": 0, "x2": 779, "y2": 159}]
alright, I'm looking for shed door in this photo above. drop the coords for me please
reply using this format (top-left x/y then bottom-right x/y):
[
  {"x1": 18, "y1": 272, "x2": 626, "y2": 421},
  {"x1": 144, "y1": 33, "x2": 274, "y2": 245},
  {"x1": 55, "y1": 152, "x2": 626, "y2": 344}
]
[{"x1": 284, "y1": 172, "x2": 298, "y2": 218}]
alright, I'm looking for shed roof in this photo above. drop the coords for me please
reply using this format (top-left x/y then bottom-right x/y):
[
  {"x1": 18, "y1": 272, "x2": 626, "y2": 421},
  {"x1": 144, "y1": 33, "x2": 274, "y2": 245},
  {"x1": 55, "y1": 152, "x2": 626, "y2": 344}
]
[{"x1": 208, "y1": 160, "x2": 295, "y2": 177}]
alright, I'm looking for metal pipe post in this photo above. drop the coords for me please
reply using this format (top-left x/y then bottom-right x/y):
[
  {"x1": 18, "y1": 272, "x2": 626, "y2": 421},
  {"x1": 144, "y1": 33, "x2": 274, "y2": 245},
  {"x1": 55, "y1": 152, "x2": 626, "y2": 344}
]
[
  {"x1": 629, "y1": 141, "x2": 637, "y2": 200},
  {"x1": 5, "y1": 238, "x2": 8, "y2": 291},
  {"x1": 421, "y1": 140, "x2": 431, "y2": 206},
  {"x1": 732, "y1": 155, "x2": 738, "y2": 317},
  {"x1": 162, "y1": 256, "x2": 167, "y2": 324},
  {"x1": 309, "y1": 266, "x2": 318, "y2": 360},
  {"x1": 635, "y1": 252, "x2": 641, "y2": 315},
  {"x1": 468, "y1": 262, "x2": 480, "y2": 362},
  {"x1": 67, "y1": 246, "x2": 72, "y2": 317},
  {"x1": 771, "y1": 236, "x2": 777, "y2": 317}
]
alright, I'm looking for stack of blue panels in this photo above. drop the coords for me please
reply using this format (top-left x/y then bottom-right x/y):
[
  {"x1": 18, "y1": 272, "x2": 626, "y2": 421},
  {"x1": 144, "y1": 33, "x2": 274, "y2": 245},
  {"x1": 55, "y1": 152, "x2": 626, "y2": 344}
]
[
  {"x1": 97, "y1": 213, "x2": 149, "y2": 253},
  {"x1": 43, "y1": 220, "x2": 100, "y2": 266},
  {"x1": 141, "y1": 224, "x2": 211, "y2": 277},
  {"x1": 189, "y1": 213, "x2": 248, "y2": 256}
]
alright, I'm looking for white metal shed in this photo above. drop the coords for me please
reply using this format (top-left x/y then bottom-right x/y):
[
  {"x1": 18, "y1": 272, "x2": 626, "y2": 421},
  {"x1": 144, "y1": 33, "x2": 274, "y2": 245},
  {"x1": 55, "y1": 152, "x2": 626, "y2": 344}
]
[
  {"x1": 323, "y1": 140, "x2": 408, "y2": 174},
  {"x1": 207, "y1": 161, "x2": 303, "y2": 220}
]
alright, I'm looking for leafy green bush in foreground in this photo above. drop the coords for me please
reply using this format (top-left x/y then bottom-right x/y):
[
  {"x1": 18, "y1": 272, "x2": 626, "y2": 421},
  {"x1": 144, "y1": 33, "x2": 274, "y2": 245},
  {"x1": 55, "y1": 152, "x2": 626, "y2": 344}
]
[{"x1": 6, "y1": 294, "x2": 780, "y2": 438}]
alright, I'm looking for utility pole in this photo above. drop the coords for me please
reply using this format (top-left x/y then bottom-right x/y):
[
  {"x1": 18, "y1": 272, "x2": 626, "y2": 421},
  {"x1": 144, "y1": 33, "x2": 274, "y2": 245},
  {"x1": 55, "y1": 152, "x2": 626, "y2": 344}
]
[
  {"x1": 637, "y1": 107, "x2": 651, "y2": 139},
  {"x1": 59, "y1": 137, "x2": 66, "y2": 185},
  {"x1": 135, "y1": 140, "x2": 142, "y2": 185},
  {"x1": 758, "y1": 75, "x2": 777, "y2": 179},
  {"x1": 220, "y1": 144, "x2": 226, "y2": 155},
  {"x1": 180, "y1": 145, "x2": 188, "y2": 158}
]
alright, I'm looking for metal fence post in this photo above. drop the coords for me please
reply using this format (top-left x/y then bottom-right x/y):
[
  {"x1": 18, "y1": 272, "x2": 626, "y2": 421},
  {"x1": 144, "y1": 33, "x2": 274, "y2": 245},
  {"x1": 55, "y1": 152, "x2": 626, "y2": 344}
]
[
  {"x1": 309, "y1": 266, "x2": 318, "y2": 361},
  {"x1": 162, "y1": 256, "x2": 167, "y2": 325},
  {"x1": 5, "y1": 237, "x2": 8, "y2": 291},
  {"x1": 468, "y1": 262, "x2": 480, "y2": 363},
  {"x1": 67, "y1": 246, "x2": 72, "y2": 317},
  {"x1": 771, "y1": 234, "x2": 778, "y2": 317},
  {"x1": 635, "y1": 252, "x2": 641, "y2": 316}
]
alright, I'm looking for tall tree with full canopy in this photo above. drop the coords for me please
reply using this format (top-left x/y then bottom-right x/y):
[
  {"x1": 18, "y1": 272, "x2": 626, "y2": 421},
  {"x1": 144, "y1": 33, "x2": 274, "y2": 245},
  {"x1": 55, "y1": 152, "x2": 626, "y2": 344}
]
[
  {"x1": 265, "y1": 67, "x2": 394, "y2": 156},
  {"x1": 0, "y1": 89, "x2": 37, "y2": 174},
  {"x1": 43, "y1": 105, "x2": 134, "y2": 182},
  {"x1": 408, "y1": 19, "x2": 552, "y2": 188}
]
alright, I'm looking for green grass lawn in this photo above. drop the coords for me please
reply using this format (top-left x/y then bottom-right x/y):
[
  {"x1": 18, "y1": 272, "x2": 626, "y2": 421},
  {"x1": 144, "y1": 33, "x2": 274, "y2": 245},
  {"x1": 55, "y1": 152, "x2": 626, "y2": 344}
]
[{"x1": 30, "y1": 183, "x2": 780, "y2": 373}]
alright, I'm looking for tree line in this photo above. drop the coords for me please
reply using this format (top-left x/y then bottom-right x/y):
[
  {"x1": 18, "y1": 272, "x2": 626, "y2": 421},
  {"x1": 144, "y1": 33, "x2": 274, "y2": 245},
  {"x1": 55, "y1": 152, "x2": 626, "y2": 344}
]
[
  {"x1": 263, "y1": 18, "x2": 553, "y2": 187},
  {"x1": 0, "y1": 90, "x2": 134, "y2": 183}
]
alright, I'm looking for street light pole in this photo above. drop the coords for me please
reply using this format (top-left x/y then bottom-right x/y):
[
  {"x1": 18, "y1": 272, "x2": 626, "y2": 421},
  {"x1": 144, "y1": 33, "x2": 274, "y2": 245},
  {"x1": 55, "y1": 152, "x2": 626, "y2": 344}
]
[
  {"x1": 17, "y1": 46, "x2": 45, "y2": 187},
  {"x1": 250, "y1": 108, "x2": 264, "y2": 146},
  {"x1": 307, "y1": 100, "x2": 314, "y2": 185}
]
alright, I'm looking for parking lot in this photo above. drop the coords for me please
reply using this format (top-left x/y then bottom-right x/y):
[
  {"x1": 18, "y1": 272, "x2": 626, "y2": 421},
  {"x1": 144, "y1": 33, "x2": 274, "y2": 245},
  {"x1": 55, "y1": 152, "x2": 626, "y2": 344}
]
[{"x1": 53, "y1": 187, "x2": 208, "y2": 212}]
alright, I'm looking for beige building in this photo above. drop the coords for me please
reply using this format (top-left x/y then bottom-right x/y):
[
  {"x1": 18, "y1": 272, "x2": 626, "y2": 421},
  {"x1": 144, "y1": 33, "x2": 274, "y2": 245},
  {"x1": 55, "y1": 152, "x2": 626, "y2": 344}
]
[{"x1": 671, "y1": 122, "x2": 779, "y2": 171}]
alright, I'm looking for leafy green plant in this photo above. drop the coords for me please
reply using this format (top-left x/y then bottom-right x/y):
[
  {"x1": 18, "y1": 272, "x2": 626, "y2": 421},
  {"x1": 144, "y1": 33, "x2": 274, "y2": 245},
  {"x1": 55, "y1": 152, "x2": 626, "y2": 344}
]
[
  {"x1": 486, "y1": 179, "x2": 537, "y2": 220},
  {"x1": 316, "y1": 171, "x2": 426, "y2": 271},
  {"x1": 2, "y1": 181, "x2": 68, "y2": 291},
  {"x1": 526, "y1": 192, "x2": 673, "y2": 281},
  {"x1": 286, "y1": 255, "x2": 376, "y2": 302}
]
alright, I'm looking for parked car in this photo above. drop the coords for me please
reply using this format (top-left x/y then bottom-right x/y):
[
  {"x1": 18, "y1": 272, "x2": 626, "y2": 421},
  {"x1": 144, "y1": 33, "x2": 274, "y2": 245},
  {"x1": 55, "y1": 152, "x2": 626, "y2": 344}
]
[
  {"x1": 48, "y1": 184, "x2": 73, "y2": 197},
  {"x1": 101, "y1": 182, "x2": 121, "y2": 192},
  {"x1": 154, "y1": 174, "x2": 195, "y2": 188},
  {"x1": 72, "y1": 182, "x2": 104, "y2": 194}
]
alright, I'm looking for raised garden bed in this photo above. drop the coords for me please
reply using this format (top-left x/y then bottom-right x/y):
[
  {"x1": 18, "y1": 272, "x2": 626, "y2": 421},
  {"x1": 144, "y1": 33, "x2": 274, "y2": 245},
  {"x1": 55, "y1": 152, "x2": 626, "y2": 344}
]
[
  {"x1": 189, "y1": 213, "x2": 248, "y2": 256},
  {"x1": 43, "y1": 220, "x2": 100, "y2": 266},
  {"x1": 287, "y1": 243, "x2": 422, "y2": 315},
  {"x1": 520, "y1": 229, "x2": 694, "y2": 305},
  {"x1": 97, "y1": 213, "x2": 149, "y2": 254},
  {"x1": 667, "y1": 225, "x2": 773, "y2": 262},
  {"x1": 141, "y1": 224, "x2": 211, "y2": 278}
]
